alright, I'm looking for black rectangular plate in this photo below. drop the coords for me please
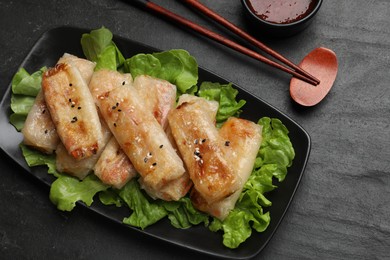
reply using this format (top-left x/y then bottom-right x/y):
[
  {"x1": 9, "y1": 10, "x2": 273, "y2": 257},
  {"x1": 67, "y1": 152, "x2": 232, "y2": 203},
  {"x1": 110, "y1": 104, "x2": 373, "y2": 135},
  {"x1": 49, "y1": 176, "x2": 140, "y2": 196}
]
[{"x1": 0, "y1": 26, "x2": 310, "y2": 259}]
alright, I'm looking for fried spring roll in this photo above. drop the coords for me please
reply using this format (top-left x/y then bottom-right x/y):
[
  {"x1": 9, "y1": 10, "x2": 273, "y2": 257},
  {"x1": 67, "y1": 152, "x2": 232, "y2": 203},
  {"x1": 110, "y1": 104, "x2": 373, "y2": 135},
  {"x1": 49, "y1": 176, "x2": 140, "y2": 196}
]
[
  {"x1": 55, "y1": 119, "x2": 112, "y2": 180},
  {"x1": 133, "y1": 77, "x2": 191, "y2": 199},
  {"x1": 176, "y1": 94, "x2": 219, "y2": 121},
  {"x1": 191, "y1": 117, "x2": 262, "y2": 220},
  {"x1": 133, "y1": 75, "x2": 176, "y2": 129},
  {"x1": 22, "y1": 90, "x2": 60, "y2": 154},
  {"x1": 135, "y1": 125, "x2": 192, "y2": 201},
  {"x1": 57, "y1": 53, "x2": 95, "y2": 84},
  {"x1": 42, "y1": 63, "x2": 103, "y2": 160},
  {"x1": 88, "y1": 70, "x2": 136, "y2": 187},
  {"x1": 97, "y1": 86, "x2": 185, "y2": 192},
  {"x1": 168, "y1": 95, "x2": 241, "y2": 204},
  {"x1": 88, "y1": 69, "x2": 133, "y2": 103},
  {"x1": 55, "y1": 68, "x2": 129, "y2": 179},
  {"x1": 22, "y1": 54, "x2": 95, "y2": 154},
  {"x1": 94, "y1": 136, "x2": 137, "y2": 189},
  {"x1": 138, "y1": 173, "x2": 192, "y2": 201}
]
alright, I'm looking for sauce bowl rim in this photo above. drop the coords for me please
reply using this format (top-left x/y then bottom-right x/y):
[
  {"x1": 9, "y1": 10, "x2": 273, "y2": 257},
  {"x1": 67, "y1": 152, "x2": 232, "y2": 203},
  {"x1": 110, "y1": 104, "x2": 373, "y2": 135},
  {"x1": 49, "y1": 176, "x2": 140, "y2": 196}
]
[{"x1": 241, "y1": 0, "x2": 323, "y2": 28}]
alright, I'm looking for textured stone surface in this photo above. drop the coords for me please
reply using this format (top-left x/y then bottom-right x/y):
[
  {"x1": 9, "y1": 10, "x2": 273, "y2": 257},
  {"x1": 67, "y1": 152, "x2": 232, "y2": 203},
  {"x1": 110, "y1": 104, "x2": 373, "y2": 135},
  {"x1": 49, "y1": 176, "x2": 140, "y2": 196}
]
[{"x1": 0, "y1": 0, "x2": 389, "y2": 259}]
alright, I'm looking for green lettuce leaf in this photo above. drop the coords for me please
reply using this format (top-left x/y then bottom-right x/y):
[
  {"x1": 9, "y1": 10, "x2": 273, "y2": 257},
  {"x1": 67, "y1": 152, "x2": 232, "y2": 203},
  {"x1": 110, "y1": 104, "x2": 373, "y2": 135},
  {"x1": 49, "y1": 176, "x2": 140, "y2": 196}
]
[
  {"x1": 49, "y1": 174, "x2": 109, "y2": 212},
  {"x1": 167, "y1": 49, "x2": 198, "y2": 94},
  {"x1": 10, "y1": 95, "x2": 35, "y2": 131},
  {"x1": 20, "y1": 144, "x2": 60, "y2": 177},
  {"x1": 124, "y1": 49, "x2": 198, "y2": 94},
  {"x1": 81, "y1": 27, "x2": 112, "y2": 62},
  {"x1": 9, "y1": 67, "x2": 45, "y2": 130},
  {"x1": 99, "y1": 189, "x2": 123, "y2": 207},
  {"x1": 161, "y1": 197, "x2": 209, "y2": 229},
  {"x1": 81, "y1": 27, "x2": 125, "y2": 71},
  {"x1": 124, "y1": 53, "x2": 161, "y2": 78},
  {"x1": 198, "y1": 82, "x2": 246, "y2": 123},
  {"x1": 9, "y1": 114, "x2": 27, "y2": 131},
  {"x1": 210, "y1": 209, "x2": 268, "y2": 249},
  {"x1": 21, "y1": 144, "x2": 109, "y2": 212},
  {"x1": 151, "y1": 51, "x2": 182, "y2": 84},
  {"x1": 257, "y1": 117, "x2": 295, "y2": 182},
  {"x1": 10, "y1": 95, "x2": 35, "y2": 115},
  {"x1": 21, "y1": 143, "x2": 111, "y2": 213},
  {"x1": 11, "y1": 67, "x2": 45, "y2": 96},
  {"x1": 119, "y1": 180, "x2": 167, "y2": 229}
]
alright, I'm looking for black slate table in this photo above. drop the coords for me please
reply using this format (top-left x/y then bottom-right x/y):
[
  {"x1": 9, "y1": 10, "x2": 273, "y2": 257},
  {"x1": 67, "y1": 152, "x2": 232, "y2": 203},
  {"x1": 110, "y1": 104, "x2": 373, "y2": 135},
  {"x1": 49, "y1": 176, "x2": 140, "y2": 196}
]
[{"x1": 1, "y1": 0, "x2": 389, "y2": 259}]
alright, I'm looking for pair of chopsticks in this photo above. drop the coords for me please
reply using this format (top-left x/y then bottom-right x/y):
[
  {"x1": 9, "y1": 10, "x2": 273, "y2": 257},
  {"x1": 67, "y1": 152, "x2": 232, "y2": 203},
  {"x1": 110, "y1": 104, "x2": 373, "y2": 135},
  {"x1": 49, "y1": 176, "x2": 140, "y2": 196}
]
[{"x1": 128, "y1": 0, "x2": 320, "y2": 86}]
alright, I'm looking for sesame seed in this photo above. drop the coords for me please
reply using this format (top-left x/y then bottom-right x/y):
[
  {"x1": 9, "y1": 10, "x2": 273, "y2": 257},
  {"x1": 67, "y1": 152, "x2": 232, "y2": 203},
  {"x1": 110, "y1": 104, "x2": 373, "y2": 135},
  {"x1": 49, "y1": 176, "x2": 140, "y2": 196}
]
[
  {"x1": 194, "y1": 154, "x2": 203, "y2": 164},
  {"x1": 144, "y1": 152, "x2": 153, "y2": 162},
  {"x1": 159, "y1": 144, "x2": 164, "y2": 148},
  {"x1": 225, "y1": 141, "x2": 230, "y2": 146}
]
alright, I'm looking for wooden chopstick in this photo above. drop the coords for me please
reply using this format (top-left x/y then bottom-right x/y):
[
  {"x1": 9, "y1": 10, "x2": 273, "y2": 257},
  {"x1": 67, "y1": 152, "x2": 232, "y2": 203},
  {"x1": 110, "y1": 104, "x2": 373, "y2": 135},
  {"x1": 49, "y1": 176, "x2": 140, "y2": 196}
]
[
  {"x1": 128, "y1": 0, "x2": 319, "y2": 86},
  {"x1": 181, "y1": 0, "x2": 320, "y2": 85}
]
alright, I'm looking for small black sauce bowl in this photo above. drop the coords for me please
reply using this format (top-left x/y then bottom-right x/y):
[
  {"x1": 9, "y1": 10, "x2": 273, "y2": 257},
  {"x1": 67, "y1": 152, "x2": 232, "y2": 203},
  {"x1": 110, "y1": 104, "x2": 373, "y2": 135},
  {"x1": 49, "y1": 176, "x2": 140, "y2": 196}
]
[{"x1": 241, "y1": 0, "x2": 323, "y2": 38}]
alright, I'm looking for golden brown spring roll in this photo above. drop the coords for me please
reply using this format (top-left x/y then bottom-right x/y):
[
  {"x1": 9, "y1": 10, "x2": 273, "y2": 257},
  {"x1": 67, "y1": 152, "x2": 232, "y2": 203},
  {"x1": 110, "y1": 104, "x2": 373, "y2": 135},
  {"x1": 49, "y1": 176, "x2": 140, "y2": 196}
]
[
  {"x1": 88, "y1": 69, "x2": 135, "y2": 187},
  {"x1": 93, "y1": 136, "x2": 137, "y2": 189},
  {"x1": 88, "y1": 69, "x2": 133, "y2": 103},
  {"x1": 22, "y1": 90, "x2": 60, "y2": 154},
  {"x1": 168, "y1": 95, "x2": 241, "y2": 204},
  {"x1": 191, "y1": 117, "x2": 262, "y2": 220},
  {"x1": 55, "y1": 118, "x2": 112, "y2": 180},
  {"x1": 42, "y1": 63, "x2": 103, "y2": 160},
  {"x1": 57, "y1": 53, "x2": 95, "y2": 84},
  {"x1": 22, "y1": 54, "x2": 95, "y2": 154},
  {"x1": 97, "y1": 85, "x2": 186, "y2": 192},
  {"x1": 133, "y1": 75, "x2": 176, "y2": 129}
]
